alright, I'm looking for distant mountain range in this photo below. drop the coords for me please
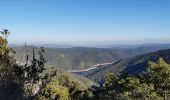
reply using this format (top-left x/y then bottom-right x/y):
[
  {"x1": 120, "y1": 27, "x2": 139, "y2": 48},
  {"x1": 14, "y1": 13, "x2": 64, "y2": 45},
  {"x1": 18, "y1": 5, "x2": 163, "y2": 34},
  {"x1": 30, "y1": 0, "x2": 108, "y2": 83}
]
[
  {"x1": 12, "y1": 44, "x2": 170, "y2": 71},
  {"x1": 10, "y1": 43, "x2": 170, "y2": 48}
]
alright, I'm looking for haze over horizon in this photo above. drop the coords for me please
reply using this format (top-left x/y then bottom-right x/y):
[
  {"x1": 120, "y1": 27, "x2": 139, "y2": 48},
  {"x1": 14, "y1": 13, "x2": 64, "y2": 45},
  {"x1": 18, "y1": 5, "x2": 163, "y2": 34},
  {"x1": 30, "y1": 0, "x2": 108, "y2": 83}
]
[{"x1": 0, "y1": 0, "x2": 170, "y2": 44}]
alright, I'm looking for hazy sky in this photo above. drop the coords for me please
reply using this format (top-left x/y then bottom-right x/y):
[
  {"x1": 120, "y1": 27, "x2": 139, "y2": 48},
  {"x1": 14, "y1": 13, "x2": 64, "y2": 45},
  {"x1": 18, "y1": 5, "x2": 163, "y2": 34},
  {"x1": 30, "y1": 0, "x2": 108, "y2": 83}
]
[{"x1": 0, "y1": 0, "x2": 170, "y2": 44}]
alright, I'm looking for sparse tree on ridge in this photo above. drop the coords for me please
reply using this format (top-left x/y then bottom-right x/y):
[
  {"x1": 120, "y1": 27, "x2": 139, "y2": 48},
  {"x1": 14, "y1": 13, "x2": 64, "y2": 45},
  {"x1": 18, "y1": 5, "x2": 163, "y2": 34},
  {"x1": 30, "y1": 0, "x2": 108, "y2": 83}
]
[{"x1": 0, "y1": 29, "x2": 10, "y2": 39}]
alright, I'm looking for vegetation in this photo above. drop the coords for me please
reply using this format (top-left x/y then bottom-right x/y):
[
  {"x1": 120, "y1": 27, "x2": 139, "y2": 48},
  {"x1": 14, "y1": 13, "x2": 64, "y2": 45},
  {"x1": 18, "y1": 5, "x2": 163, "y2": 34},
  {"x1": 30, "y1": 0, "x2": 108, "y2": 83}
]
[
  {"x1": 96, "y1": 58, "x2": 170, "y2": 100},
  {"x1": 36, "y1": 73, "x2": 94, "y2": 100},
  {"x1": 0, "y1": 29, "x2": 95, "y2": 100},
  {"x1": 0, "y1": 29, "x2": 170, "y2": 100},
  {"x1": 0, "y1": 29, "x2": 23, "y2": 100}
]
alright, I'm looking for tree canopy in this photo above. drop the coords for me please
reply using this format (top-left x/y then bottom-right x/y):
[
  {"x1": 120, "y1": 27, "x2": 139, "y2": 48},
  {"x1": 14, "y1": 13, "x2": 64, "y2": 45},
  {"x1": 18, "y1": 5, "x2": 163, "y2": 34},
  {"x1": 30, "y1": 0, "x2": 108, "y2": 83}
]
[{"x1": 96, "y1": 58, "x2": 170, "y2": 100}]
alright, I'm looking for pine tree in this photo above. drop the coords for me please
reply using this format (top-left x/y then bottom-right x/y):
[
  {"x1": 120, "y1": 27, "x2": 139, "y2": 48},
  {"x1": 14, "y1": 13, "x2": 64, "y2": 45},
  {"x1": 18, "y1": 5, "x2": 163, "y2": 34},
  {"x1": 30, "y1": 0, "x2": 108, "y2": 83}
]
[{"x1": 146, "y1": 58, "x2": 170, "y2": 100}]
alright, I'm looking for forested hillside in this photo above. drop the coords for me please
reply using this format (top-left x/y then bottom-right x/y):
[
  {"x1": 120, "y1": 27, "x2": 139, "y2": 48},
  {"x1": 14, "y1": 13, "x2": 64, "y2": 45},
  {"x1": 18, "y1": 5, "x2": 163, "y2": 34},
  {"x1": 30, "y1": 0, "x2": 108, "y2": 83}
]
[
  {"x1": 84, "y1": 49, "x2": 170, "y2": 84},
  {"x1": 13, "y1": 44, "x2": 170, "y2": 70}
]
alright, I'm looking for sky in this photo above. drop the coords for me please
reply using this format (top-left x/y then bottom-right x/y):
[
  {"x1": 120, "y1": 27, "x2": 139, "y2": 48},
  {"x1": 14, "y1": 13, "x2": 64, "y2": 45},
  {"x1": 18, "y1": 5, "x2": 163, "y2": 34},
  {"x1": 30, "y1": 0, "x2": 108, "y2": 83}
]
[{"x1": 0, "y1": 0, "x2": 170, "y2": 44}]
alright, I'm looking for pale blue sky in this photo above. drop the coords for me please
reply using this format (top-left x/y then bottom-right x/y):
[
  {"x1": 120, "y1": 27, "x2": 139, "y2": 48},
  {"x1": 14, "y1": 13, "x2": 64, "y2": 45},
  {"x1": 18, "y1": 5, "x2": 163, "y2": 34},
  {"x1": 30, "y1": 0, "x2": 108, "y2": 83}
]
[{"x1": 0, "y1": 0, "x2": 170, "y2": 44}]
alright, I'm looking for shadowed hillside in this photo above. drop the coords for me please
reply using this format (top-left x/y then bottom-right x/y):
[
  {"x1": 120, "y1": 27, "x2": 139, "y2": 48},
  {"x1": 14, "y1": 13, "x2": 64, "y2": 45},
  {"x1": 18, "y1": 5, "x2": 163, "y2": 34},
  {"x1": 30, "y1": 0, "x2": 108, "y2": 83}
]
[
  {"x1": 82, "y1": 49, "x2": 170, "y2": 83},
  {"x1": 124, "y1": 49, "x2": 170, "y2": 74}
]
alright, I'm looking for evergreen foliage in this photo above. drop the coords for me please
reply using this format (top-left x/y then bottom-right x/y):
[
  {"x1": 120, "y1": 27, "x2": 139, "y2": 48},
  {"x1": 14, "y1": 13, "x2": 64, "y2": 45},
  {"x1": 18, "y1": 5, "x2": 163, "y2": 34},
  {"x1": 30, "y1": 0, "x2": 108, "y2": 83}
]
[
  {"x1": 36, "y1": 73, "x2": 94, "y2": 100},
  {"x1": 0, "y1": 29, "x2": 23, "y2": 100},
  {"x1": 96, "y1": 58, "x2": 170, "y2": 100}
]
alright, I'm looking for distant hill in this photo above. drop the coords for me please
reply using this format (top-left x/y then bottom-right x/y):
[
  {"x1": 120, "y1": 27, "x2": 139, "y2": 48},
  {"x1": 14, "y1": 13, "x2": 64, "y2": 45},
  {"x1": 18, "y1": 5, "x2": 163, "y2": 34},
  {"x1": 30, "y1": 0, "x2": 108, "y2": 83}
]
[
  {"x1": 84, "y1": 49, "x2": 170, "y2": 83},
  {"x1": 12, "y1": 44, "x2": 170, "y2": 70},
  {"x1": 13, "y1": 46, "x2": 120, "y2": 70},
  {"x1": 124, "y1": 48, "x2": 170, "y2": 74}
]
